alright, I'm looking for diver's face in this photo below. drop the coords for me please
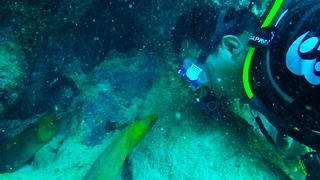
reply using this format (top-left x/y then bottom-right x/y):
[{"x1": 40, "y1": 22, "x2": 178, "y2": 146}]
[
  {"x1": 179, "y1": 33, "x2": 251, "y2": 99},
  {"x1": 205, "y1": 44, "x2": 246, "y2": 100}
]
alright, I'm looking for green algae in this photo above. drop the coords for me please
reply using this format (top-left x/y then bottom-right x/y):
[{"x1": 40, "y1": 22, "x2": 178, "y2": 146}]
[
  {"x1": 83, "y1": 114, "x2": 158, "y2": 180},
  {"x1": 0, "y1": 108, "x2": 66, "y2": 173}
]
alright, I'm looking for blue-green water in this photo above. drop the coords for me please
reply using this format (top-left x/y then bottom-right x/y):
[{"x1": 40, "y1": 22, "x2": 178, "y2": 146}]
[{"x1": 0, "y1": 0, "x2": 301, "y2": 179}]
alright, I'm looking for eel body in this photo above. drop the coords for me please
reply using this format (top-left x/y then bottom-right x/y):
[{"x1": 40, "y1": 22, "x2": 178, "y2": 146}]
[
  {"x1": 0, "y1": 109, "x2": 65, "y2": 173},
  {"x1": 83, "y1": 114, "x2": 158, "y2": 180}
]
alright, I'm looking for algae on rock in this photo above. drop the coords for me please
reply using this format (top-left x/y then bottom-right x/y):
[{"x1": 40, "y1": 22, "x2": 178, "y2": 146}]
[{"x1": 0, "y1": 28, "x2": 27, "y2": 116}]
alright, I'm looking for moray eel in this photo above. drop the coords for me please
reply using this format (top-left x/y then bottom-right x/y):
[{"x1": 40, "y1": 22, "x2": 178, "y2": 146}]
[
  {"x1": 83, "y1": 114, "x2": 158, "y2": 180},
  {"x1": 0, "y1": 108, "x2": 65, "y2": 173}
]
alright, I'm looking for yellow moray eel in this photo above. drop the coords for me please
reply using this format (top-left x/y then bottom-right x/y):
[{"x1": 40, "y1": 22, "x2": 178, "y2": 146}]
[
  {"x1": 83, "y1": 114, "x2": 158, "y2": 180},
  {"x1": 0, "y1": 108, "x2": 65, "y2": 173}
]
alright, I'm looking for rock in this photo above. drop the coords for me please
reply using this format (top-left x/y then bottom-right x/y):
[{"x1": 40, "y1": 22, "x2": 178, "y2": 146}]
[{"x1": 0, "y1": 27, "x2": 27, "y2": 118}]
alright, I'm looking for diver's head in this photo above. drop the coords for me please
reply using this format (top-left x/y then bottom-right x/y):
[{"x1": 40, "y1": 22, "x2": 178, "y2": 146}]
[
  {"x1": 172, "y1": 5, "x2": 259, "y2": 98},
  {"x1": 204, "y1": 33, "x2": 251, "y2": 99}
]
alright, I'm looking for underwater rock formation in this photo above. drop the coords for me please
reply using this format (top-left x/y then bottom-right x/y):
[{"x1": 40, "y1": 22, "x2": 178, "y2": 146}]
[
  {"x1": 79, "y1": 52, "x2": 156, "y2": 147},
  {"x1": 81, "y1": 94, "x2": 124, "y2": 147},
  {"x1": 0, "y1": 27, "x2": 27, "y2": 117}
]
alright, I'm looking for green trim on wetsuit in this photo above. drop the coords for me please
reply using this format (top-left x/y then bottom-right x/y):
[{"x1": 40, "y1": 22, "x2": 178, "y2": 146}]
[{"x1": 242, "y1": 0, "x2": 284, "y2": 99}]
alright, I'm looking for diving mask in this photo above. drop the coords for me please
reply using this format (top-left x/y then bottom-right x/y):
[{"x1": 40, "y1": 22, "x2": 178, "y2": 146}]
[{"x1": 178, "y1": 57, "x2": 210, "y2": 91}]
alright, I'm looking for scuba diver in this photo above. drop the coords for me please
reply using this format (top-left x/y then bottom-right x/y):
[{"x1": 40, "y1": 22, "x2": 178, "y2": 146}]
[{"x1": 172, "y1": 0, "x2": 320, "y2": 179}]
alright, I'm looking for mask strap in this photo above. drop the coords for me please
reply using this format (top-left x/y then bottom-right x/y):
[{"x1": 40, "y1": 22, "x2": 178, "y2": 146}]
[{"x1": 196, "y1": 8, "x2": 237, "y2": 65}]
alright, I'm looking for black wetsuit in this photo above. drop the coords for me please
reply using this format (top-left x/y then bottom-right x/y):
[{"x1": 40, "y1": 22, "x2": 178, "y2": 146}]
[
  {"x1": 248, "y1": 1, "x2": 320, "y2": 179},
  {"x1": 248, "y1": 0, "x2": 320, "y2": 151}
]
